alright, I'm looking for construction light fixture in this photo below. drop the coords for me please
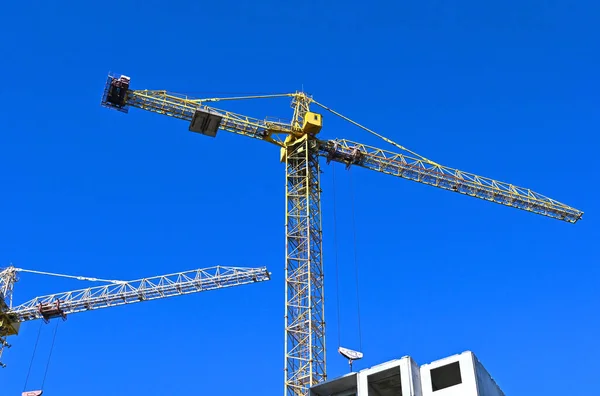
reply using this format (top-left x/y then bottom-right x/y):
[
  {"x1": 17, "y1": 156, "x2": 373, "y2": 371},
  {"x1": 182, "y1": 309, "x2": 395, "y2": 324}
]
[{"x1": 339, "y1": 346, "x2": 363, "y2": 372}]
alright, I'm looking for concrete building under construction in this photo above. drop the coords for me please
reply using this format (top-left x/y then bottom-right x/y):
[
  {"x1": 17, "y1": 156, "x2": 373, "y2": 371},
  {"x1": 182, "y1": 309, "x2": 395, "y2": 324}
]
[{"x1": 309, "y1": 351, "x2": 505, "y2": 396}]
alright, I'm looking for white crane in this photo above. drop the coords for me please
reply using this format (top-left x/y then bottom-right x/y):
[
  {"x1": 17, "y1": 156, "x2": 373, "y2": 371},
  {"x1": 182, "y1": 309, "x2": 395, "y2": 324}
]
[{"x1": 0, "y1": 264, "x2": 271, "y2": 369}]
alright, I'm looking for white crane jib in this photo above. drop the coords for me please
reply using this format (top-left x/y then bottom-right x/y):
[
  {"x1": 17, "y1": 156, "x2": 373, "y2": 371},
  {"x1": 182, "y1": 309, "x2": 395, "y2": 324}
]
[{"x1": 0, "y1": 265, "x2": 271, "y2": 367}]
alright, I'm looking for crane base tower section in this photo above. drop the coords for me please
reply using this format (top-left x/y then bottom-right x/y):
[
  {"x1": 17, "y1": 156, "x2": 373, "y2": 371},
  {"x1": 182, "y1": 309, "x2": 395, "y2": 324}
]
[{"x1": 309, "y1": 351, "x2": 504, "y2": 396}]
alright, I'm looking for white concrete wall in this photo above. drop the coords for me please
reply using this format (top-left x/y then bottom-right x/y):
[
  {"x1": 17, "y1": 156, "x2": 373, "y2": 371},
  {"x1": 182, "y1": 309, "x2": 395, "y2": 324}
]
[
  {"x1": 473, "y1": 356, "x2": 505, "y2": 396},
  {"x1": 410, "y1": 357, "x2": 423, "y2": 396},
  {"x1": 309, "y1": 350, "x2": 504, "y2": 396},
  {"x1": 356, "y1": 356, "x2": 422, "y2": 396},
  {"x1": 420, "y1": 351, "x2": 479, "y2": 396}
]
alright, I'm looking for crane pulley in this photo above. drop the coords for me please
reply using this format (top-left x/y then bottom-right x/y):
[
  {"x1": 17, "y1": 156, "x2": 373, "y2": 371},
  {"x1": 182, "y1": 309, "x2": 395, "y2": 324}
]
[{"x1": 100, "y1": 73, "x2": 583, "y2": 396}]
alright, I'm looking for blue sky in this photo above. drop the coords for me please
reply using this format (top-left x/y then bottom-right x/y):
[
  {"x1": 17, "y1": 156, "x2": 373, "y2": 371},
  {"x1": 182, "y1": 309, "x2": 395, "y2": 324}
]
[{"x1": 1, "y1": 0, "x2": 598, "y2": 394}]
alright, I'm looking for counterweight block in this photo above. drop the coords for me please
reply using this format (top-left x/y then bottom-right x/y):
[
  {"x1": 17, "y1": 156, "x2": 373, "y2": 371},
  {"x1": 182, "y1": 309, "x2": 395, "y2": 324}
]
[{"x1": 189, "y1": 108, "x2": 223, "y2": 137}]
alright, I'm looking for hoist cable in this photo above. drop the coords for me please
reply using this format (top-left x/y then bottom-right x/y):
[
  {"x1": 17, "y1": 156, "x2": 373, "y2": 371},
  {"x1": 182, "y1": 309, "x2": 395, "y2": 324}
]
[
  {"x1": 23, "y1": 321, "x2": 43, "y2": 391},
  {"x1": 311, "y1": 99, "x2": 440, "y2": 166},
  {"x1": 349, "y1": 168, "x2": 363, "y2": 351},
  {"x1": 41, "y1": 320, "x2": 59, "y2": 390},
  {"x1": 332, "y1": 163, "x2": 342, "y2": 348}
]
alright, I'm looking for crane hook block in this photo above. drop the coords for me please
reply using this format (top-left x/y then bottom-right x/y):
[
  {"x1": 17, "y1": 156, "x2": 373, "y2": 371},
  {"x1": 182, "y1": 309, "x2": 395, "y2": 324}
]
[
  {"x1": 101, "y1": 74, "x2": 131, "y2": 113},
  {"x1": 189, "y1": 108, "x2": 222, "y2": 137},
  {"x1": 22, "y1": 391, "x2": 43, "y2": 396}
]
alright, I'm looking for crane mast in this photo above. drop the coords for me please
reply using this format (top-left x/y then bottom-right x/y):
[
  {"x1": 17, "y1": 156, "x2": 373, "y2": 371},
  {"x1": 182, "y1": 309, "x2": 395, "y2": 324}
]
[
  {"x1": 283, "y1": 95, "x2": 326, "y2": 393},
  {"x1": 0, "y1": 266, "x2": 17, "y2": 310},
  {"x1": 0, "y1": 265, "x2": 270, "y2": 368},
  {"x1": 100, "y1": 74, "x2": 583, "y2": 396}
]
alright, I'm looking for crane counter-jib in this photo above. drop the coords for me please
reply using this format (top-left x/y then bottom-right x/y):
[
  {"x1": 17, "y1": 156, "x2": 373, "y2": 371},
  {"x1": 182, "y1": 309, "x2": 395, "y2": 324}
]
[{"x1": 101, "y1": 82, "x2": 295, "y2": 146}]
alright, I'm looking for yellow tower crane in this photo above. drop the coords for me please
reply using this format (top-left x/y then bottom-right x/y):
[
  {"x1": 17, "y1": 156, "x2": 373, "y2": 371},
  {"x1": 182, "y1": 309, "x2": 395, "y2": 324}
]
[{"x1": 100, "y1": 74, "x2": 583, "y2": 396}]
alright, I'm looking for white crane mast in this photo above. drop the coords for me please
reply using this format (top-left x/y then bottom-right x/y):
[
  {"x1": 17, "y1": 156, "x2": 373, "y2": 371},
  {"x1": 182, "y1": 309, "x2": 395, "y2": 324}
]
[{"x1": 0, "y1": 266, "x2": 18, "y2": 309}]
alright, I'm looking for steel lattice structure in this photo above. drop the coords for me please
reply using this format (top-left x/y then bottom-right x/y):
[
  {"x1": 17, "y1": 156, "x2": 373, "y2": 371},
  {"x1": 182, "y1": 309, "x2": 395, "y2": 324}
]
[
  {"x1": 284, "y1": 135, "x2": 326, "y2": 393},
  {"x1": 0, "y1": 267, "x2": 17, "y2": 311},
  {"x1": 0, "y1": 265, "x2": 270, "y2": 367},
  {"x1": 100, "y1": 74, "x2": 583, "y2": 396},
  {"x1": 319, "y1": 139, "x2": 581, "y2": 222},
  {"x1": 282, "y1": 95, "x2": 327, "y2": 393}
]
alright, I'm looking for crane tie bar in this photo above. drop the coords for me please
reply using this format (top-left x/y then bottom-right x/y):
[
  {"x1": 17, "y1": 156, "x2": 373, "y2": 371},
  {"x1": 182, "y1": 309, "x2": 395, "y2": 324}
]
[{"x1": 15, "y1": 268, "x2": 126, "y2": 285}]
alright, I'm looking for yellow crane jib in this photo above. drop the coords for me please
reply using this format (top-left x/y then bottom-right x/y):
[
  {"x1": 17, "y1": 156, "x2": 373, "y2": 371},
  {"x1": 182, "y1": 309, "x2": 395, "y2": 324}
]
[{"x1": 318, "y1": 139, "x2": 583, "y2": 223}]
